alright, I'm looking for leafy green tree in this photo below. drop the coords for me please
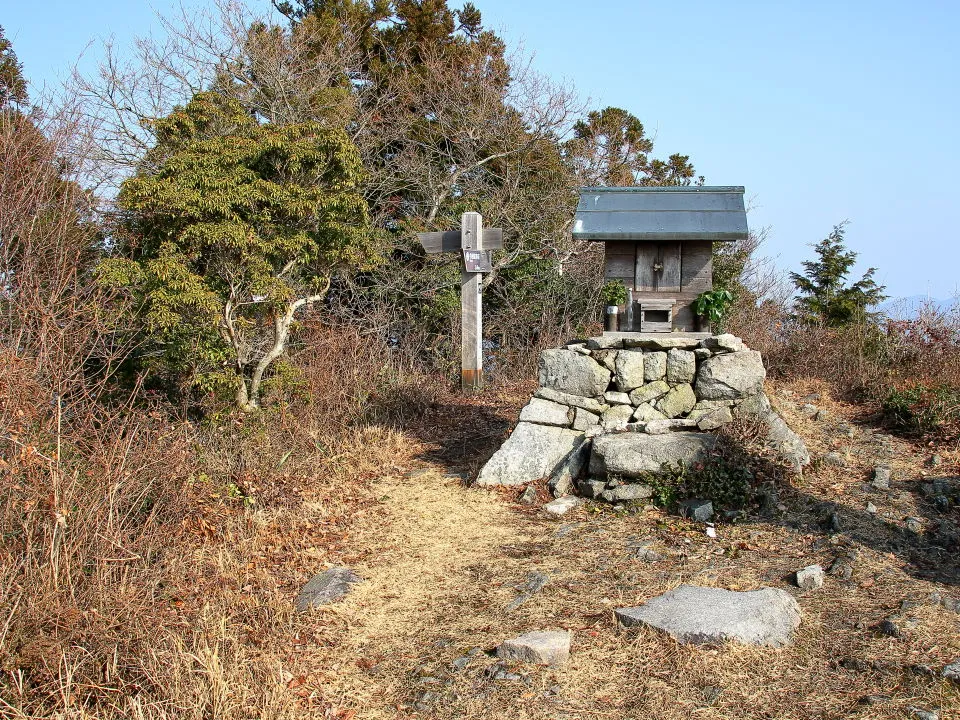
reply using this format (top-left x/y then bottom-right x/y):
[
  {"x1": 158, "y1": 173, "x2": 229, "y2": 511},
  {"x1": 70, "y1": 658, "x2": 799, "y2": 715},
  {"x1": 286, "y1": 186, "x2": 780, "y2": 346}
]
[
  {"x1": 0, "y1": 26, "x2": 27, "y2": 109},
  {"x1": 103, "y1": 91, "x2": 376, "y2": 411},
  {"x1": 790, "y1": 223, "x2": 887, "y2": 326}
]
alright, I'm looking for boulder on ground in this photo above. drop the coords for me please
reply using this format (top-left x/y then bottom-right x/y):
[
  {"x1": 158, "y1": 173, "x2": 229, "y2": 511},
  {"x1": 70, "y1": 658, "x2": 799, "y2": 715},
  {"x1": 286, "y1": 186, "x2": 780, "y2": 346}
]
[
  {"x1": 590, "y1": 432, "x2": 716, "y2": 478},
  {"x1": 615, "y1": 584, "x2": 800, "y2": 647},
  {"x1": 695, "y1": 350, "x2": 766, "y2": 400},
  {"x1": 296, "y1": 567, "x2": 362, "y2": 611},
  {"x1": 763, "y1": 413, "x2": 811, "y2": 469},
  {"x1": 477, "y1": 423, "x2": 584, "y2": 487},
  {"x1": 543, "y1": 496, "x2": 580, "y2": 516},
  {"x1": 497, "y1": 630, "x2": 572, "y2": 666},
  {"x1": 795, "y1": 564, "x2": 825, "y2": 590},
  {"x1": 539, "y1": 349, "x2": 610, "y2": 397}
]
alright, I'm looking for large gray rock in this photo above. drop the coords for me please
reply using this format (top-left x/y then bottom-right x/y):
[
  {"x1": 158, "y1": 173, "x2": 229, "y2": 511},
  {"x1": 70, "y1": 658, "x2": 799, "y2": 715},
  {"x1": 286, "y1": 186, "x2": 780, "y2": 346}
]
[
  {"x1": 477, "y1": 423, "x2": 584, "y2": 487},
  {"x1": 666, "y1": 348, "x2": 697, "y2": 384},
  {"x1": 629, "y1": 380, "x2": 670, "y2": 406},
  {"x1": 518, "y1": 398, "x2": 573, "y2": 427},
  {"x1": 615, "y1": 584, "x2": 801, "y2": 647},
  {"x1": 763, "y1": 413, "x2": 811, "y2": 469},
  {"x1": 657, "y1": 383, "x2": 697, "y2": 418},
  {"x1": 296, "y1": 567, "x2": 362, "y2": 611},
  {"x1": 695, "y1": 350, "x2": 766, "y2": 401},
  {"x1": 535, "y1": 387, "x2": 607, "y2": 414},
  {"x1": 688, "y1": 399, "x2": 734, "y2": 421},
  {"x1": 644, "y1": 352, "x2": 667, "y2": 382},
  {"x1": 614, "y1": 350, "x2": 646, "y2": 391},
  {"x1": 590, "y1": 432, "x2": 716, "y2": 478},
  {"x1": 497, "y1": 630, "x2": 572, "y2": 666},
  {"x1": 539, "y1": 349, "x2": 611, "y2": 397},
  {"x1": 604, "y1": 390, "x2": 633, "y2": 405}
]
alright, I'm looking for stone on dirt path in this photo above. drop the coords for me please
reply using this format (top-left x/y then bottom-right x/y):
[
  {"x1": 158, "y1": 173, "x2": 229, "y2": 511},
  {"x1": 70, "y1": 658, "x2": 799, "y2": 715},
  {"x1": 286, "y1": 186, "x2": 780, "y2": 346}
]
[
  {"x1": 795, "y1": 564, "x2": 825, "y2": 590},
  {"x1": 296, "y1": 567, "x2": 362, "y2": 611},
  {"x1": 615, "y1": 584, "x2": 801, "y2": 647},
  {"x1": 497, "y1": 630, "x2": 572, "y2": 666},
  {"x1": 543, "y1": 496, "x2": 581, "y2": 517}
]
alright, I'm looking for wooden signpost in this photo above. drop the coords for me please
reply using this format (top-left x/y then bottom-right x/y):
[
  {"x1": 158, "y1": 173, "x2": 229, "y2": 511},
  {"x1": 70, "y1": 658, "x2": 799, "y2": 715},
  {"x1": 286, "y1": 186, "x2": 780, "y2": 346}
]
[{"x1": 418, "y1": 212, "x2": 502, "y2": 391}]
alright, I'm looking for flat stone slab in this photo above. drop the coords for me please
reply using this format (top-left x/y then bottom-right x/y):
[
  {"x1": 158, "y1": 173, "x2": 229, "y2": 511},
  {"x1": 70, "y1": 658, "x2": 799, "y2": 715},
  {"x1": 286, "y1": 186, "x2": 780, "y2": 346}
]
[
  {"x1": 497, "y1": 630, "x2": 572, "y2": 666},
  {"x1": 477, "y1": 422, "x2": 583, "y2": 487},
  {"x1": 296, "y1": 567, "x2": 362, "y2": 611},
  {"x1": 615, "y1": 584, "x2": 801, "y2": 647},
  {"x1": 544, "y1": 495, "x2": 580, "y2": 516},
  {"x1": 590, "y1": 432, "x2": 716, "y2": 479}
]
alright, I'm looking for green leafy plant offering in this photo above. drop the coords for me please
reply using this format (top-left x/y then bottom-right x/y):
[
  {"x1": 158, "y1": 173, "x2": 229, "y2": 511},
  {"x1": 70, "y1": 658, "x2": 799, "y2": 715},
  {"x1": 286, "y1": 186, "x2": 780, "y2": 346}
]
[
  {"x1": 693, "y1": 289, "x2": 734, "y2": 325},
  {"x1": 601, "y1": 280, "x2": 628, "y2": 307}
]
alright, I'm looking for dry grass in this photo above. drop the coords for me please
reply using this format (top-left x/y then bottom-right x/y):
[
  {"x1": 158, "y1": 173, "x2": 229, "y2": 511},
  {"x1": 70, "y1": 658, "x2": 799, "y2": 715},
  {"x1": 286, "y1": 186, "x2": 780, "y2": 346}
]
[{"x1": 264, "y1": 378, "x2": 960, "y2": 720}]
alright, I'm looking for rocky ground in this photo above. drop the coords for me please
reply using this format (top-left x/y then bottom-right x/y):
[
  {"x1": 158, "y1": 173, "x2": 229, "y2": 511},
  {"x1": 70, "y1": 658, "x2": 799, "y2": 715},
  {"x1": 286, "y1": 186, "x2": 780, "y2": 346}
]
[{"x1": 288, "y1": 378, "x2": 960, "y2": 720}]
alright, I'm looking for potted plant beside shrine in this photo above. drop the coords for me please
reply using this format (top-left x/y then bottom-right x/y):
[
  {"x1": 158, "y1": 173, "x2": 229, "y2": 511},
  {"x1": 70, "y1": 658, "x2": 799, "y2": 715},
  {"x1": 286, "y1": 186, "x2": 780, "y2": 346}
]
[
  {"x1": 601, "y1": 280, "x2": 628, "y2": 331},
  {"x1": 692, "y1": 288, "x2": 734, "y2": 332}
]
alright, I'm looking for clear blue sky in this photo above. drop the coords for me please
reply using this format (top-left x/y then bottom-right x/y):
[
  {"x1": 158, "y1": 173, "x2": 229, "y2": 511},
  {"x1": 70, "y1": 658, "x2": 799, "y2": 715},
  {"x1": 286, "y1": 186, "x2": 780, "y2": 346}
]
[{"x1": 5, "y1": 0, "x2": 959, "y2": 299}]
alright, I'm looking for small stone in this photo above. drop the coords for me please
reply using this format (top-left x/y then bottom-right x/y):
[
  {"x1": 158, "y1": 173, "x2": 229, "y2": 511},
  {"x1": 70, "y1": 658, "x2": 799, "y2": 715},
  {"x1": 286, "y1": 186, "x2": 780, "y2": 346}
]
[
  {"x1": 697, "y1": 406, "x2": 733, "y2": 431},
  {"x1": 415, "y1": 691, "x2": 438, "y2": 710},
  {"x1": 942, "y1": 660, "x2": 960, "y2": 682},
  {"x1": 644, "y1": 351, "x2": 667, "y2": 382},
  {"x1": 821, "y1": 452, "x2": 845, "y2": 467},
  {"x1": 872, "y1": 466, "x2": 891, "y2": 489},
  {"x1": 572, "y1": 406, "x2": 601, "y2": 431},
  {"x1": 829, "y1": 556, "x2": 855, "y2": 580},
  {"x1": 629, "y1": 380, "x2": 670, "y2": 406},
  {"x1": 858, "y1": 695, "x2": 891, "y2": 705},
  {"x1": 614, "y1": 350, "x2": 647, "y2": 391},
  {"x1": 518, "y1": 398, "x2": 574, "y2": 427},
  {"x1": 604, "y1": 390, "x2": 633, "y2": 405},
  {"x1": 701, "y1": 334, "x2": 746, "y2": 353},
  {"x1": 599, "y1": 483, "x2": 654, "y2": 503},
  {"x1": 679, "y1": 499, "x2": 714, "y2": 522},
  {"x1": 825, "y1": 512, "x2": 842, "y2": 532},
  {"x1": 694, "y1": 347, "x2": 712, "y2": 361},
  {"x1": 576, "y1": 479, "x2": 606, "y2": 499},
  {"x1": 666, "y1": 348, "x2": 696, "y2": 384},
  {"x1": 601, "y1": 404, "x2": 635, "y2": 431},
  {"x1": 295, "y1": 567, "x2": 362, "y2": 611},
  {"x1": 909, "y1": 707, "x2": 939, "y2": 720},
  {"x1": 875, "y1": 619, "x2": 900, "y2": 638},
  {"x1": 866, "y1": 502, "x2": 878, "y2": 514},
  {"x1": 930, "y1": 454, "x2": 943, "y2": 467},
  {"x1": 799, "y1": 404, "x2": 819, "y2": 419},
  {"x1": 544, "y1": 496, "x2": 580, "y2": 517},
  {"x1": 656, "y1": 383, "x2": 697, "y2": 418},
  {"x1": 451, "y1": 656, "x2": 471, "y2": 671},
  {"x1": 632, "y1": 402, "x2": 667, "y2": 422},
  {"x1": 905, "y1": 516, "x2": 923, "y2": 534},
  {"x1": 795, "y1": 564, "x2": 825, "y2": 590},
  {"x1": 497, "y1": 630, "x2": 572, "y2": 666},
  {"x1": 518, "y1": 486, "x2": 538, "y2": 505}
]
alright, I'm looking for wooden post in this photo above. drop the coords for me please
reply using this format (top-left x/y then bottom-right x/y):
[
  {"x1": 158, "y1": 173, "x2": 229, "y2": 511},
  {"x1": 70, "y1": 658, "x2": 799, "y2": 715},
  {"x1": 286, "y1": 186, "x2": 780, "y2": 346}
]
[{"x1": 460, "y1": 211, "x2": 483, "y2": 391}]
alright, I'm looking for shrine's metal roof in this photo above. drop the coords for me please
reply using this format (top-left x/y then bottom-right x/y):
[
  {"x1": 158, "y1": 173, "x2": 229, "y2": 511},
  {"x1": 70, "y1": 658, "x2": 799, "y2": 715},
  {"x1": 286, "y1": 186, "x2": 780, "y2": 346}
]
[{"x1": 572, "y1": 186, "x2": 748, "y2": 242}]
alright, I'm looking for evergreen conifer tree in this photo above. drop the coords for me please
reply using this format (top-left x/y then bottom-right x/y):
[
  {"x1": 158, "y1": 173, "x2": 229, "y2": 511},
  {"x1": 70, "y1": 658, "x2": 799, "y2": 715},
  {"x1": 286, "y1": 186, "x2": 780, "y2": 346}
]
[{"x1": 790, "y1": 223, "x2": 887, "y2": 326}]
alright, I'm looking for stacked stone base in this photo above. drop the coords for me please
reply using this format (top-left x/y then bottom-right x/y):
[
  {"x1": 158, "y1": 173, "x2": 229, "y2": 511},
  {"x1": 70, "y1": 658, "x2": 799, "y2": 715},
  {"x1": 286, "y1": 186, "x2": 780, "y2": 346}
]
[{"x1": 477, "y1": 334, "x2": 809, "y2": 499}]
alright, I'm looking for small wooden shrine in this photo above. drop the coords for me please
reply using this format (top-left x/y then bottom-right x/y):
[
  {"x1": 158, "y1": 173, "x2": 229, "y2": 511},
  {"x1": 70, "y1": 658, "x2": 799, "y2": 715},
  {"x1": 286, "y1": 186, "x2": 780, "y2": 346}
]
[{"x1": 572, "y1": 186, "x2": 748, "y2": 333}]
